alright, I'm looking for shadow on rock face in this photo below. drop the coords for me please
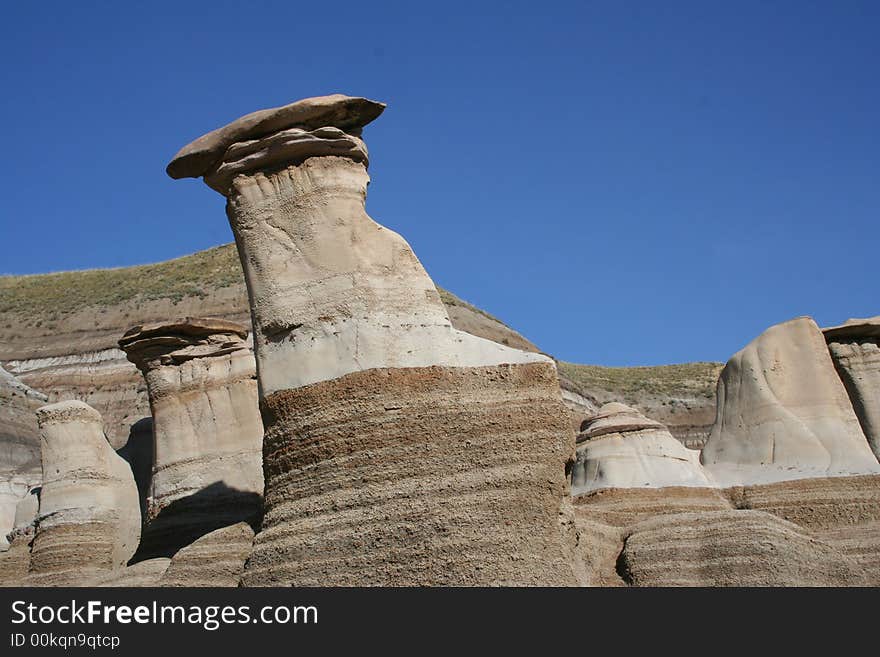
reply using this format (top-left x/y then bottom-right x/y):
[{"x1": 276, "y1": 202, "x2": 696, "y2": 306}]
[
  {"x1": 117, "y1": 417, "x2": 154, "y2": 523},
  {"x1": 130, "y1": 481, "x2": 262, "y2": 563}
]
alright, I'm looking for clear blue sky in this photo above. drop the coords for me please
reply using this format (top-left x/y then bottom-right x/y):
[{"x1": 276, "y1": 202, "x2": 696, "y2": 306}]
[{"x1": 1, "y1": 1, "x2": 877, "y2": 366}]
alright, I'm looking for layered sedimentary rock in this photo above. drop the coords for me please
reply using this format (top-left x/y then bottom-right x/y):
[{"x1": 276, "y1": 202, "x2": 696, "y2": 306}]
[
  {"x1": 0, "y1": 366, "x2": 44, "y2": 551},
  {"x1": 160, "y1": 522, "x2": 254, "y2": 587},
  {"x1": 168, "y1": 94, "x2": 581, "y2": 585},
  {"x1": 571, "y1": 403, "x2": 710, "y2": 494},
  {"x1": 118, "y1": 319, "x2": 263, "y2": 558},
  {"x1": 617, "y1": 510, "x2": 865, "y2": 586},
  {"x1": 573, "y1": 473, "x2": 880, "y2": 586},
  {"x1": 0, "y1": 245, "x2": 541, "y2": 452},
  {"x1": 87, "y1": 558, "x2": 171, "y2": 587},
  {"x1": 0, "y1": 365, "x2": 46, "y2": 471},
  {"x1": 28, "y1": 401, "x2": 140, "y2": 585},
  {"x1": 824, "y1": 317, "x2": 880, "y2": 460},
  {"x1": 701, "y1": 317, "x2": 880, "y2": 485}
]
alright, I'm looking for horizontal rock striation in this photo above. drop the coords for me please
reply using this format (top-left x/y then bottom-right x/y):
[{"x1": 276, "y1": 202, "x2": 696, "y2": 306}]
[
  {"x1": 723, "y1": 474, "x2": 880, "y2": 531},
  {"x1": 119, "y1": 319, "x2": 263, "y2": 559},
  {"x1": 574, "y1": 486, "x2": 732, "y2": 528},
  {"x1": 617, "y1": 510, "x2": 866, "y2": 587},
  {"x1": 244, "y1": 364, "x2": 577, "y2": 585},
  {"x1": 573, "y1": 474, "x2": 880, "y2": 586},
  {"x1": 161, "y1": 522, "x2": 254, "y2": 587},
  {"x1": 0, "y1": 366, "x2": 45, "y2": 507},
  {"x1": 27, "y1": 401, "x2": 140, "y2": 585},
  {"x1": 86, "y1": 558, "x2": 171, "y2": 587}
]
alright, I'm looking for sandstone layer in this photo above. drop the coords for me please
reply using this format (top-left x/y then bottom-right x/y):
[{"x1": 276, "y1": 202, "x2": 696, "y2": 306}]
[
  {"x1": 701, "y1": 316, "x2": 880, "y2": 485},
  {"x1": 86, "y1": 558, "x2": 171, "y2": 587},
  {"x1": 824, "y1": 317, "x2": 880, "y2": 461},
  {"x1": 170, "y1": 94, "x2": 581, "y2": 586},
  {"x1": 572, "y1": 403, "x2": 711, "y2": 494},
  {"x1": 617, "y1": 510, "x2": 866, "y2": 586},
  {"x1": 27, "y1": 401, "x2": 140, "y2": 585},
  {"x1": 573, "y1": 473, "x2": 880, "y2": 586},
  {"x1": 119, "y1": 319, "x2": 263, "y2": 558},
  {"x1": 245, "y1": 364, "x2": 578, "y2": 585},
  {"x1": 160, "y1": 522, "x2": 254, "y2": 587},
  {"x1": 0, "y1": 245, "x2": 542, "y2": 449},
  {"x1": 0, "y1": 365, "x2": 46, "y2": 471}
]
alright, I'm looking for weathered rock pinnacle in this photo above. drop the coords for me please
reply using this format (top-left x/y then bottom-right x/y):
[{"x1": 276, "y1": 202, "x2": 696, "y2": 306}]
[
  {"x1": 167, "y1": 94, "x2": 583, "y2": 585},
  {"x1": 119, "y1": 318, "x2": 263, "y2": 559}
]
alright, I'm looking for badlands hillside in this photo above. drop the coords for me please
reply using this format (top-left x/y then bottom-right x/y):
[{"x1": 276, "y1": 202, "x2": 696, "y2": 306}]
[{"x1": 0, "y1": 242, "x2": 720, "y2": 475}]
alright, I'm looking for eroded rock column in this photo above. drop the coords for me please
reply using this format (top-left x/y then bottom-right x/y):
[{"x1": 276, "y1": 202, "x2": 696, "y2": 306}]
[
  {"x1": 28, "y1": 401, "x2": 140, "y2": 585},
  {"x1": 167, "y1": 94, "x2": 582, "y2": 585},
  {"x1": 823, "y1": 317, "x2": 880, "y2": 461},
  {"x1": 118, "y1": 319, "x2": 263, "y2": 558}
]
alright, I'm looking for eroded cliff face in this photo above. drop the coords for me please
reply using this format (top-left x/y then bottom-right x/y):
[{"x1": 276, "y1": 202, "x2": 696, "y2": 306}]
[{"x1": 573, "y1": 474, "x2": 880, "y2": 586}]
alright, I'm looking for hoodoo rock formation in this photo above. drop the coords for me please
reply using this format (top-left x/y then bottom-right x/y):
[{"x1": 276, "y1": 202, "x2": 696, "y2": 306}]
[
  {"x1": 28, "y1": 401, "x2": 140, "y2": 585},
  {"x1": 118, "y1": 318, "x2": 263, "y2": 558},
  {"x1": 571, "y1": 403, "x2": 711, "y2": 494},
  {"x1": 824, "y1": 317, "x2": 880, "y2": 461},
  {"x1": 701, "y1": 317, "x2": 880, "y2": 486},
  {"x1": 168, "y1": 94, "x2": 582, "y2": 585}
]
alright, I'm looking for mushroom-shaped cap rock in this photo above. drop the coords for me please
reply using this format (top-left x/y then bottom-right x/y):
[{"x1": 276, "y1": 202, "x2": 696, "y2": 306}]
[
  {"x1": 578, "y1": 402, "x2": 666, "y2": 441},
  {"x1": 823, "y1": 316, "x2": 880, "y2": 341},
  {"x1": 167, "y1": 94, "x2": 386, "y2": 180},
  {"x1": 118, "y1": 317, "x2": 251, "y2": 370},
  {"x1": 119, "y1": 317, "x2": 249, "y2": 347}
]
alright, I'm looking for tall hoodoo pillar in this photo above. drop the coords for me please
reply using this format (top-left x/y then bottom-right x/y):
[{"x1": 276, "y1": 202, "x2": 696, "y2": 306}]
[
  {"x1": 167, "y1": 94, "x2": 583, "y2": 585},
  {"x1": 118, "y1": 318, "x2": 263, "y2": 558},
  {"x1": 29, "y1": 401, "x2": 140, "y2": 585}
]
